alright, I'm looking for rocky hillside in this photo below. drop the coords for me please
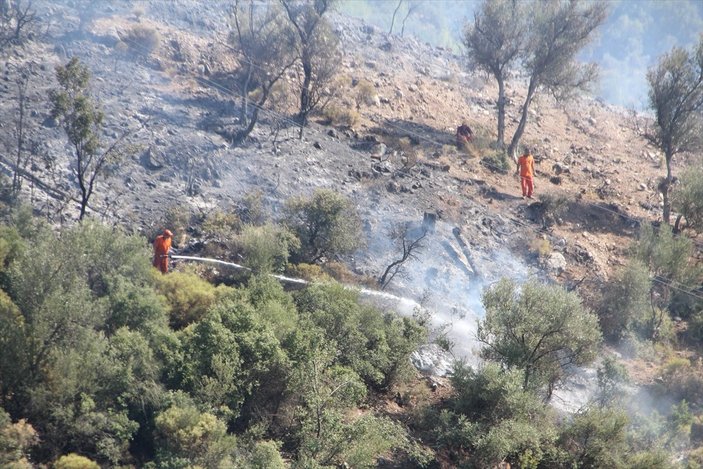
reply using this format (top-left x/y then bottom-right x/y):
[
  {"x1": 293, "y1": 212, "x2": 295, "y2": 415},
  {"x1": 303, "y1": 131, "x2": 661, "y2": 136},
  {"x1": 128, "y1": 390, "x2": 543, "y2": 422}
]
[{"x1": 0, "y1": 1, "x2": 681, "y2": 358}]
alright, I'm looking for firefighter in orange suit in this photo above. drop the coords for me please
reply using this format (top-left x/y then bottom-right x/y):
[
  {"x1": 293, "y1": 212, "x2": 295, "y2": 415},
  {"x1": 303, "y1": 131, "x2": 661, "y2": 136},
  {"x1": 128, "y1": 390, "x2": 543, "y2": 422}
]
[
  {"x1": 517, "y1": 148, "x2": 535, "y2": 199},
  {"x1": 153, "y1": 229, "x2": 173, "y2": 273}
]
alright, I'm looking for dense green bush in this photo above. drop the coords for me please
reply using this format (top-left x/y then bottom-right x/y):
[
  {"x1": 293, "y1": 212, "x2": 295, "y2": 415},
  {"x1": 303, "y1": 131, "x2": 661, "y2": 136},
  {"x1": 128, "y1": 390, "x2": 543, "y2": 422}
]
[
  {"x1": 53, "y1": 453, "x2": 100, "y2": 469},
  {"x1": 285, "y1": 189, "x2": 362, "y2": 263},
  {"x1": 236, "y1": 223, "x2": 299, "y2": 273},
  {"x1": 598, "y1": 260, "x2": 652, "y2": 340},
  {"x1": 479, "y1": 278, "x2": 602, "y2": 394},
  {"x1": 153, "y1": 270, "x2": 226, "y2": 328},
  {"x1": 438, "y1": 363, "x2": 557, "y2": 467},
  {"x1": 154, "y1": 405, "x2": 235, "y2": 468},
  {"x1": 294, "y1": 282, "x2": 426, "y2": 389},
  {"x1": 171, "y1": 298, "x2": 286, "y2": 423}
]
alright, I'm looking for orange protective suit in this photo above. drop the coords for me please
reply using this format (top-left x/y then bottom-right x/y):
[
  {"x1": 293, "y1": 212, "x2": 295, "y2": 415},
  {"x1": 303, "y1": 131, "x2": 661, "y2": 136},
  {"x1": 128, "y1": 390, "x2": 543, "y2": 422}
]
[
  {"x1": 517, "y1": 153, "x2": 535, "y2": 198},
  {"x1": 153, "y1": 232, "x2": 172, "y2": 273}
]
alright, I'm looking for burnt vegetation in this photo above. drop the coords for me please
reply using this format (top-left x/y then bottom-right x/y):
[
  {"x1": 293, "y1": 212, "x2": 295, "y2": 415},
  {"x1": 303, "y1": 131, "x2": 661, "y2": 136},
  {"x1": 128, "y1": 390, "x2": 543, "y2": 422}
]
[{"x1": 0, "y1": 1, "x2": 702, "y2": 468}]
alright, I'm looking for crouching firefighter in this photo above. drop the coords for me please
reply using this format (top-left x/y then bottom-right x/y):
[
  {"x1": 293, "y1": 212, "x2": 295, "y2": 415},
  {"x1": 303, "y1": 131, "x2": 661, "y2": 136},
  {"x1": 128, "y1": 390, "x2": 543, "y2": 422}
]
[{"x1": 153, "y1": 229, "x2": 173, "y2": 274}]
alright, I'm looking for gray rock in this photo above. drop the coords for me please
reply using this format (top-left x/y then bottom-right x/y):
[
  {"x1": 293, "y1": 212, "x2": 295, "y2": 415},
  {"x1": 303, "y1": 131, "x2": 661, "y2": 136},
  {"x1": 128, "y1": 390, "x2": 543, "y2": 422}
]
[
  {"x1": 410, "y1": 344, "x2": 454, "y2": 377},
  {"x1": 547, "y1": 252, "x2": 567, "y2": 271}
]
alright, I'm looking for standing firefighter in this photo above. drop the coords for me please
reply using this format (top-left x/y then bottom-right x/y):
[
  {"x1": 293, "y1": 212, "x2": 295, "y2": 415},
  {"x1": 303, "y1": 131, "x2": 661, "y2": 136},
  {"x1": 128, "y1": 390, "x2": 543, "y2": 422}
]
[
  {"x1": 517, "y1": 148, "x2": 535, "y2": 199},
  {"x1": 153, "y1": 229, "x2": 173, "y2": 274}
]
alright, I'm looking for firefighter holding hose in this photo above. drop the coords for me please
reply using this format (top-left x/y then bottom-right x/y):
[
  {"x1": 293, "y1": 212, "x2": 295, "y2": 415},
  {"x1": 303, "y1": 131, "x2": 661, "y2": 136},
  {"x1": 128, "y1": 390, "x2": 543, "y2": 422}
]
[{"x1": 152, "y1": 229, "x2": 173, "y2": 274}]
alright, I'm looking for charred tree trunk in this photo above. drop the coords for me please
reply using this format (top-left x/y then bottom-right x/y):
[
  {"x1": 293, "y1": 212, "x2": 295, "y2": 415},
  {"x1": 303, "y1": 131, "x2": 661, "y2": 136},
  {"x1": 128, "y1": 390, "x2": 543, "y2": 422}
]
[{"x1": 496, "y1": 76, "x2": 506, "y2": 149}]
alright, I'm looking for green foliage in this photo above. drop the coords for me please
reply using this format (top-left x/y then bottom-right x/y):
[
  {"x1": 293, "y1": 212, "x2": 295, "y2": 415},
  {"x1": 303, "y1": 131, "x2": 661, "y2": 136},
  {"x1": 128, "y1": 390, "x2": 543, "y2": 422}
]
[
  {"x1": 285, "y1": 189, "x2": 362, "y2": 263},
  {"x1": 657, "y1": 357, "x2": 703, "y2": 406},
  {"x1": 172, "y1": 298, "x2": 285, "y2": 423},
  {"x1": 557, "y1": 407, "x2": 629, "y2": 468},
  {"x1": 322, "y1": 103, "x2": 359, "y2": 127},
  {"x1": 236, "y1": 223, "x2": 299, "y2": 274},
  {"x1": 674, "y1": 166, "x2": 703, "y2": 232},
  {"x1": 599, "y1": 260, "x2": 652, "y2": 340},
  {"x1": 103, "y1": 274, "x2": 169, "y2": 333},
  {"x1": 243, "y1": 274, "x2": 298, "y2": 340},
  {"x1": 482, "y1": 149, "x2": 510, "y2": 173},
  {"x1": 441, "y1": 363, "x2": 557, "y2": 467},
  {"x1": 154, "y1": 270, "x2": 224, "y2": 328},
  {"x1": 247, "y1": 440, "x2": 287, "y2": 469},
  {"x1": 595, "y1": 356, "x2": 630, "y2": 407},
  {"x1": 154, "y1": 405, "x2": 235, "y2": 468},
  {"x1": 238, "y1": 190, "x2": 267, "y2": 226},
  {"x1": 294, "y1": 282, "x2": 426, "y2": 389},
  {"x1": 53, "y1": 453, "x2": 100, "y2": 469},
  {"x1": 478, "y1": 278, "x2": 602, "y2": 393},
  {"x1": 0, "y1": 408, "x2": 37, "y2": 467},
  {"x1": 631, "y1": 223, "x2": 701, "y2": 318},
  {"x1": 49, "y1": 58, "x2": 109, "y2": 219}
]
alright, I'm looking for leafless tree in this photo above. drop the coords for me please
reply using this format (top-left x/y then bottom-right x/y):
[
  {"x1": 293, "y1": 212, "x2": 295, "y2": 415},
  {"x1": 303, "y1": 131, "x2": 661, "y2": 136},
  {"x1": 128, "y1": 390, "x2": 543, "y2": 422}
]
[
  {"x1": 389, "y1": 0, "x2": 402, "y2": 35},
  {"x1": 645, "y1": 37, "x2": 703, "y2": 224},
  {"x1": 229, "y1": 0, "x2": 297, "y2": 144},
  {"x1": 463, "y1": 0, "x2": 524, "y2": 149},
  {"x1": 11, "y1": 67, "x2": 32, "y2": 195},
  {"x1": 506, "y1": 0, "x2": 607, "y2": 160},
  {"x1": 0, "y1": 0, "x2": 38, "y2": 48},
  {"x1": 281, "y1": 0, "x2": 339, "y2": 138},
  {"x1": 400, "y1": 1, "x2": 422, "y2": 37},
  {"x1": 378, "y1": 223, "x2": 427, "y2": 290}
]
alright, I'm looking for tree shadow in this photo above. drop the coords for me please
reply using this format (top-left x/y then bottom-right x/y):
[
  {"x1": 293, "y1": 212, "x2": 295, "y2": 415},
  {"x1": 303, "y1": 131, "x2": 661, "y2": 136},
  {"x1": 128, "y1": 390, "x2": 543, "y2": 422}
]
[
  {"x1": 526, "y1": 199, "x2": 640, "y2": 237},
  {"x1": 369, "y1": 118, "x2": 456, "y2": 148}
]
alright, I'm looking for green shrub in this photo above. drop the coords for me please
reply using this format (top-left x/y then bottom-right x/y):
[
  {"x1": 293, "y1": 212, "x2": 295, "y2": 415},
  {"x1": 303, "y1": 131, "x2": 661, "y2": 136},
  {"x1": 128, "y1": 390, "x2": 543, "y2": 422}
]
[
  {"x1": 122, "y1": 24, "x2": 161, "y2": 57},
  {"x1": 287, "y1": 262, "x2": 330, "y2": 281},
  {"x1": 174, "y1": 298, "x2": 286, "y2": 423},
  {"x1": 482, "y1": 149, "x2": 510, "y2": 173},
  {"x1": 238, "y1": 190, "x2": 266, "y2": 225},
  {"x1": 479, "y1": 278, "x2": 602, "y2": 394},
  {"x1": 285, "y1": 189, "x2": 362, "y2": 264},
  {"x1": 236, "y1": 223, "x2": 299, "y2": 274},
  {"x1": 201, "y1": 209, "x2": 240, "y2": 241},
  {"x1": 154, "y1": 405, "x2": 235, "y2": 468},
  {"x1": 294, "y1": 282, "x2": 426, "y2": 389},
  {"x1": 598, "y1": 260, "x2": 652, "y2": 341},
  {"x1": 248, "y1": 440, "x2": 286, "y2": 469},
  {"x1": 53, "y1": 454, "x2": 100, "y2": 469},
  {"x1": 154, "y1": 270, "x2": 224, "y2": 328},
  {"x1": 556, "y1": 407, "x2": 629, "y2": 468},
  {"x1": 355, "y1": 79, "x2": 377, "y2": 107},
  {"x1": 657, "y1": 357, "x2": 703, "y2": 406},
  {"x1": 104, "y1": 275, "x2": 168, "y2": 333},
  {"x1": 444, "y1": 363, "x2": 557, "y2": 467},
  {"x1": 322, "y1": 103, "x2": 360, "y2": 127},
  {"x1": 537, "y1": 192, "x2": 571, "y2": 226},
  {"x1": 674, "y1": 166, "x2": 703, "y2": 232}
]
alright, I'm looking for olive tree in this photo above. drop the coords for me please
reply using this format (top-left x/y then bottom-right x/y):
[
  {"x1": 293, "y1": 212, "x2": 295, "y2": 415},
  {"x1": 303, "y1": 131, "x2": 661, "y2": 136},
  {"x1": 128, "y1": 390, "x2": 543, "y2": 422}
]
[
  {"x1": 281, "y1": 0, "x2": 340, "y2": 138},
  {"x1": 478, "y1": 278, "x2": 602, "y2": 395},
  {"x1": 284, "y1": 189, "x2": 362, "y2": 263},
  {"x1": 463, "y1": 0, "x2": 524, "y2": 148},
  {"x1": 506, "y1": 0, "x2": 607, "y2": 159},
  {"x1": 646, "y1": 37, "x2": 703, "y2": 224},
  {"x1": 49, "y1": 58, "x2": 133, "y2": 220},
  {"x1": 228, "y1": 0, "x2": 297, "y2": 144}
]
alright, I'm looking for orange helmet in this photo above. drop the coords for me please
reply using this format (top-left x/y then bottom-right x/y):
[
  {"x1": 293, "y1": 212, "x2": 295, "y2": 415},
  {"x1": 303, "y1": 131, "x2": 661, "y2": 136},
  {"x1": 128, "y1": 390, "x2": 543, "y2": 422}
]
[{"x1": 163, "y1": 229, "x2": 173, "y2": 237}]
